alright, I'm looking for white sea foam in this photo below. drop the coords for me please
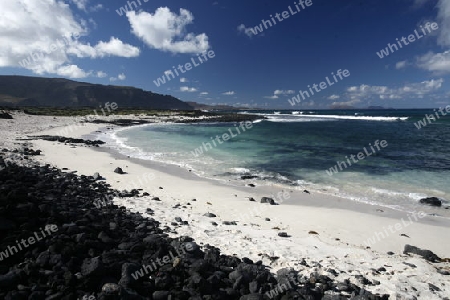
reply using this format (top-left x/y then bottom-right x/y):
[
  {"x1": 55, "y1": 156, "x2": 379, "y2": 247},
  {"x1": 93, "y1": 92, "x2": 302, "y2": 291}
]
[
  {"x1": 239, "y1": 112, "x2": 408, "y2": 122},
  {"x1": 268, "y1": 115, "x2": 408, "y2": 122}
]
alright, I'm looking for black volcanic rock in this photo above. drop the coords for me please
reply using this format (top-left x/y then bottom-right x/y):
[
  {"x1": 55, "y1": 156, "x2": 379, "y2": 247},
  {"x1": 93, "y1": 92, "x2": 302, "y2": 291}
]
[
  {"x1": 31, "y1": 135, "x2": 105, "y2": 146},
  {"x1": 260, "y1": 197, "x2": 276, "y2": 205},
  {"x1": 0, "y1": 153, "x2": 388, "y2": 300},
  {"x1": 404, "y1": 244, "x2": 441, "y2": 262},
  {"x1": 114, "y1": 167, "x2": 124, "y2": 174},
  {"x1": 0, "y1": 112, "x2": 13, "y2": 119},
  {"x1": 419, "y1": 197, "x2": 442, "y2": 207}
]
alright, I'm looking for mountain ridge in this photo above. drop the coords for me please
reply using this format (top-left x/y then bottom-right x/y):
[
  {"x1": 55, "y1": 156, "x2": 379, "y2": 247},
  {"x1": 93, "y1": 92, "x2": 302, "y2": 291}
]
[{"x1": 0, "y1": 75, "x2": 193, "y2": 110}]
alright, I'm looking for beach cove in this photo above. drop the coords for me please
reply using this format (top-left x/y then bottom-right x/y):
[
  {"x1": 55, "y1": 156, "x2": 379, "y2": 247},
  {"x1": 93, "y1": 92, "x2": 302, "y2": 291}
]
[{"x1": 1, "y1": 111, "x2": 448, "y2": 299}]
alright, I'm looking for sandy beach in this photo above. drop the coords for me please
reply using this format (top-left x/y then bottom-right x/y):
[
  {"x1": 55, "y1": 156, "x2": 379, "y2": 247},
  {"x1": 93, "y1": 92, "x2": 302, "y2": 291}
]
[{"x1": 1, "y1": 111, "x2": 449, "y2": 299}]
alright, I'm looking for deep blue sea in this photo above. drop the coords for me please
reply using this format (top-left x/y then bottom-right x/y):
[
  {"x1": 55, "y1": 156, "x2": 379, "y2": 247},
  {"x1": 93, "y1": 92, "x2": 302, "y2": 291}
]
[{"x1": 104, "y1": 109, "x2": 450, "y2": 214}]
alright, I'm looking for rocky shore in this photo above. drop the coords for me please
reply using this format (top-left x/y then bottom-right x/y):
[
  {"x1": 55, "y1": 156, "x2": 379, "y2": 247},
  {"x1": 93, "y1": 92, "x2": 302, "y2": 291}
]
[
  {"x1": 0, "y1": 151, "x2": 388, "y2": 299},
  {"x1": 1, "y1": 111, "x2": 449, "y2": 299}
]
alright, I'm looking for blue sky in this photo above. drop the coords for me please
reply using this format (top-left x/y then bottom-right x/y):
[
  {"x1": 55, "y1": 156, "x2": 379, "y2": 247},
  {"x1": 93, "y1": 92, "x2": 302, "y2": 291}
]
[{"x1": 1, "y1": 0, "x2": 450, "y2": 108}]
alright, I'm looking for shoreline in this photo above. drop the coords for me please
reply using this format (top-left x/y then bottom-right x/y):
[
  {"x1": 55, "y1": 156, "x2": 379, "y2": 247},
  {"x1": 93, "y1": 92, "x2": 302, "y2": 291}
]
[
  {"x1": 2, "y1": 112, "x2": 449, "y2": 299},
  {"x1": 91, "y1": 121, "x2": 450, "y2": 216}
]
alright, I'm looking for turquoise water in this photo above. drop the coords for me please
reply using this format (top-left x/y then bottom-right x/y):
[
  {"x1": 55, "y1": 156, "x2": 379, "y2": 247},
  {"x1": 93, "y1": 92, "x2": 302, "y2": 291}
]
[{"x1": 105, "y1": 109, "x2": 450, "y2": 214}]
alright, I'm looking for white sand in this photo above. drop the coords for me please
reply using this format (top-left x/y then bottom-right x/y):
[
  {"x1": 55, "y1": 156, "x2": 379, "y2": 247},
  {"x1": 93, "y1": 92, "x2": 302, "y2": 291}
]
[{"x1": 1, "y1": 112, "x2": 449, "y2": 299}]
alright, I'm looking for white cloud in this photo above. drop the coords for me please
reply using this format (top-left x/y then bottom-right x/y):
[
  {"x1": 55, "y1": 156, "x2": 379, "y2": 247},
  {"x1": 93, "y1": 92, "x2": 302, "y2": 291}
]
[
  {"x1": 395, "y1": 60, "x2": 408, "y2": 69},
  {"x1": 222, "y1": 91, "x2": 235, "y2": 95},
  {"x1": 264, "y1": 89, "x2": 294, "y2": 99},
  {"x1": 237, "y1": 24, "x2": 254, "y2": 38},
  {"x1": 274, "y1": 90, "x2": 295, "y2": 95},
  {"x1": 110, "y1": 73, "x2": 126, "y2": 82},
  {"x1": 416, "y1": 51, "x2": 450, "y2": 74},
  {"x1": 56, "y1": 65, "x2": 90, "y2": 78},
  {"x1": 71, "y1": 0, "x2": 102, "y2": 12},
  {"x1": 414, "y1": 0, "x2": 450, "y2": 74},
  {"x1": 0, "y1": 0, "x2": 140, "y2": 78},
  {"x1": 90, "y1": 4, "x2": 103, "y2": 12},
  {"x1": 127, "y1": 7, "x2": 210, "y2": 54},
  {"x1": 180, "y1": 77, "x2": 188, "y2": 82},
  {"x1": 97, "y1": 71, "x2": 107, "y2": 78},
  {"x1": 71, "y1": 0, "x2": 88, "y2": 11},
  {"x1": 67, "y1": 37, "x2": 140, "y2": 58},
  {"x1": 437, "y1": 0, "x2": 450, "y2": 47},
  {"x1": 180, "y1": 86, "x2": 197, "y2": 92},
  {"x1": 330, "y1": 99, "x2": 361, "y2": 108},
  {"x1": 200, "y1": 92, "x2": 208, "y2": 95},
  {"x1": 92, "y1": 37, "x2": 140, "y2": 58},
  {"x1": 327, "y1": 94, "x2": 340, "y2": 100},
  {"x1": 346, "y1": 79, "x2": 444, "y2": 100}
]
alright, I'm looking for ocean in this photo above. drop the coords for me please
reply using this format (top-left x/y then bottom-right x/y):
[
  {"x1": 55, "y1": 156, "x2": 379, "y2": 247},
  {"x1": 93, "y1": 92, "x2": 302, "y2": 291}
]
[{"x1": 102, "y1": 109, "x2": 450, "y2": 216}]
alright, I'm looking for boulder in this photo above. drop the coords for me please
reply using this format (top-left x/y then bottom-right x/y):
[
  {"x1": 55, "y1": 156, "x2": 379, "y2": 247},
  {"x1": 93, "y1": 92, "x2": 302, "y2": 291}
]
[
  {"x1": 260, "y1": 197, "x2": 276, "y2": 205},
  {"x1": 403, "y1": 244, "x2": 441, "y2": 262},
  {"x1": 419, "y1": 197, "x2": 442, "y2": 207},
  {"x1": 114, "y1": 167, "x2": 124, "y2": 174}
]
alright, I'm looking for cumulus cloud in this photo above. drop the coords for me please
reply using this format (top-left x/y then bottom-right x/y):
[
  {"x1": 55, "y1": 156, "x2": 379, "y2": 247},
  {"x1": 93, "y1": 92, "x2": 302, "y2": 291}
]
[
  {"x1": 437, "y1": 0, "x2": 450, "y2": 47},
  {"x1": 180, "y1": 86, "x2": 197, "y2": 92},
  {"x1": 415, "y1": 0, "x2": 450, "y2": 74},
  {"x1": 70, "y1": 0, "x2": 102, "y2": 12},
  {"x1": 180, "y1": 77, "x2": 188, "y2": 82},
  {"x1": 0, "y1": 0, "x2": 140, "y2": 78},
  {"x1": 396, "y1": 60, "x2": 408, "y2": 69},
  {"x1": 274, "y1": 90, "x2": 295, "y2": 95},
  {"x1": 110, "y1": 73, "x2": 126, "y2": 82},
  {"x1": 90, "y1": 4, "x2": 103, "y2": 12},
  {"x1": 200, "y1": 92, "x2": 208, "y2": 95},
  {"x1": 71, "y1": 0, "x2": 89, "y2": 11},
  {"x1": 127, "y1": 7, "x2": 210, "y2": 54},
  {"x1": 346, "y1": 79, "x2": 444, "y2": 101},
  {"x1": 327, "y1": 94, "x2": 340, "y2": 100},
  {"x1": 330, "y1": 99, "x2": 361, "y2": 108},
  {"x1": 416, "y1": 51, "x2": 450, "y2": 74},
  {"x1": 97, "y1": 71, "x2": 107, "y2": 78},
  {"x1": 264, "y1": 90, "x2": 295, "y2": 99},
  {"x1": 56, "y1": 65, "x2": 90, "y2": 78},
  {"x1": 237, "y1": 24, "x2": 254, "y2": 37},
  {"x1": 93, "y1": 37, "x2": 140, "y2": 57},
  {"x1": 67, "y1": 37, "x2": 140, "y2": 58},
  {"x1": 222, "y1": 91, "x2": 235, "y2": 95}
]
